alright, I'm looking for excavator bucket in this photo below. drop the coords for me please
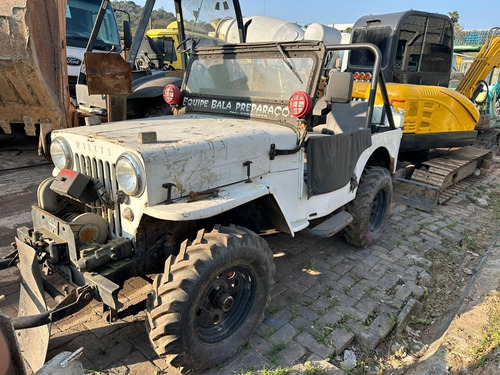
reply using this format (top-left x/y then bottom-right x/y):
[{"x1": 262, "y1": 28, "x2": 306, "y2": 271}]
[{"x1": 0, "y1": 0, "x2": 72, "y2": 154}]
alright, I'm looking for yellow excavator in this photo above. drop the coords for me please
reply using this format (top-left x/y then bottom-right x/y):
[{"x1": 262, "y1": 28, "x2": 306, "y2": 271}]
[
  {"x1": 456, "y1": 28, "x2": 500, "y2": 99},
  {"x1": 456, "y1": 28, "x2": 500, "y2": 134},
  {"x1": 348, "y1": 10, "x2": 480, "y2": 152},
  {"x1": 347, "y1": 11, "x2": 496, "y2": 210}
]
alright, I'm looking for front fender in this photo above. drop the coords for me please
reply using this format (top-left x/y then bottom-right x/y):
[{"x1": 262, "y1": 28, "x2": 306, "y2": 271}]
[{"x1": 144, "y1": 182, "x2": 278, "y2": 222}]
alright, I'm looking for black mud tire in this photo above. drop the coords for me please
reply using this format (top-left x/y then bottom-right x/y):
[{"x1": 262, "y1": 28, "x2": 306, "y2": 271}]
[
  {"x1": 344, "y1": 166, "x2": 392, "y2": 248},
  {"x1": 145, "y1": 225, "x2": 275, "y2": 370}
]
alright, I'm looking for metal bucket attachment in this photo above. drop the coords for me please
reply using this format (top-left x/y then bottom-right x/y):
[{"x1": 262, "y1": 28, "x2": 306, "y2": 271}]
[
  {"x1": 15, "y1": 238, "x2": 50, "y2": 373},
  {"x1": 393, "y1": 177, "x2": 439, "y2": 212}
]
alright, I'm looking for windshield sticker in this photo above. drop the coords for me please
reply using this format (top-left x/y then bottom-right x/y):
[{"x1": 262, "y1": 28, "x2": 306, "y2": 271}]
[{"x1": 183, "y1": 97, "x2": 290, "y2": 118}]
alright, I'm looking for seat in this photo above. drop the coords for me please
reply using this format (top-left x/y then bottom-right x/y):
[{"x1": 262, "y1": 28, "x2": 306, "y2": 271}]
[
  {"x1": 312, "y1": 71, "x2": 369, "y2": 134},
  {"x1": 326, "y1": 101, "x2": 368, "y2": 134}
]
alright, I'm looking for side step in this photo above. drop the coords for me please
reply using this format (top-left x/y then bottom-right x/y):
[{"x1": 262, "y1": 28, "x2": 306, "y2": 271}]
[
  {"x1": 394, "y1": 146, "x2": 492, "y2": 211},
  {"x1": 305, "y1": 210, "x2": 353, "y2": 238}
]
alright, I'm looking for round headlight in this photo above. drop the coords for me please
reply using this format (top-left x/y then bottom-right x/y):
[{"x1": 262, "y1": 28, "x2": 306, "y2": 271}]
[
  {"x1": 116, "y1": 153, "x2": 145, "y2": 196},
  {"x1": 50, "y1": 137, "x2": 73, "y2": 170}
]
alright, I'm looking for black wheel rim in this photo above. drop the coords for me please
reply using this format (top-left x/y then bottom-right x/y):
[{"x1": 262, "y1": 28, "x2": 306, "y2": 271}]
[
  {"x1": 369, "y1": 188, "x2": 387, "y2": 232},
  {"x1": 195, "y1": 265, "x2": 256, "y2": 344}
]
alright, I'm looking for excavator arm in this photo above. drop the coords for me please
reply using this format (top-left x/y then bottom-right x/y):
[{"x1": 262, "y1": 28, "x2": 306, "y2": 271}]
[{"x1": 456, "y1": 28, "x2": 500, "y2": 100}]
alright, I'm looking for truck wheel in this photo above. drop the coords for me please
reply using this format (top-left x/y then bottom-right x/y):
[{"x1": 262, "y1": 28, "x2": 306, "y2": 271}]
[
  {"x1": 145, "y1": 225, "x2": 275, "y2": 370},
  {"x1": 344, "y1": 166, "x2": 392, "y2": 248}
]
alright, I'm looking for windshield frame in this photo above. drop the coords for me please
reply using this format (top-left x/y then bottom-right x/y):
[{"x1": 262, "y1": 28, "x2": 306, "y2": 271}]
[
  {"x1": 175, "y1": 0, "x2": 245, "y2": 46},
  {"x1": 180, "y1": 42, "x2": 325, "y2": 126}
]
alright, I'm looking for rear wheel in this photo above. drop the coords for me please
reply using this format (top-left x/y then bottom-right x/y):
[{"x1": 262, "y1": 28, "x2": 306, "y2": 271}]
[
  {"x1": 344, "y1": 166, "x2": 392, "y2": 248},
  {"x1": 145, "y1": 225, "x2": 275, "y2": 370}
]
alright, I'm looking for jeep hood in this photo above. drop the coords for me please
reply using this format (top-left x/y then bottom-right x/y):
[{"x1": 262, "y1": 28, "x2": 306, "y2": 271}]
[{"x1": 54, "y1": 114, "x2": 299, "y2": 203}]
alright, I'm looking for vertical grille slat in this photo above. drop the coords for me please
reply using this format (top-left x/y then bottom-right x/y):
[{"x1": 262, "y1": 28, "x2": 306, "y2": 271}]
[
  {"x1": 110, "y1": 163, "x2": 121, "y2": 236},
  {"x1": 72, "y1": 153, "x2": 121, "y2": 237}
]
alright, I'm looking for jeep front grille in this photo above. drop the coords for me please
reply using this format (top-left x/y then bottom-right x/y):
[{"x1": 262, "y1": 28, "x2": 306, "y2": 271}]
[{"x1": 74, "y1": 154, "x2": 122, "y2": 236}]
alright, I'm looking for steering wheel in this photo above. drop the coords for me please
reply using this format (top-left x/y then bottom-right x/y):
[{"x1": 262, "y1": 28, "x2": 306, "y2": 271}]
[{"x1": 176, "y1": 37, "x2": 198, "y2": 54}]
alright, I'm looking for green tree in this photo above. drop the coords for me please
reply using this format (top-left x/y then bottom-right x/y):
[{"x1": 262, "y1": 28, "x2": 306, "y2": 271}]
[
  {"x1": 447, "y1": 10, "x2": 460, "y2": 24},
  {"x1": 112, "y1": 1, "x2": 175, "y2": 33},
  {"x1": 448, "y1": 11, "x2": 464, "y2": 44}
]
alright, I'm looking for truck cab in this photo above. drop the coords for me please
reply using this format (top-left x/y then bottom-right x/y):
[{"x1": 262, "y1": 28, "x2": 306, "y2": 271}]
[{"x1": 66, "y1": 0, "x2": 121, "y2": 98}]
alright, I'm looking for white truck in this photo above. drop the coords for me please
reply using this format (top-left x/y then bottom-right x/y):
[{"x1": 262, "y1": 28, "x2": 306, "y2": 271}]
[
  {"x1": 4, "y1": 0, "x2": 403, "y2": 372},
  {"x1": 66, "y1": 0, "x2": 122, "y2": 99}
]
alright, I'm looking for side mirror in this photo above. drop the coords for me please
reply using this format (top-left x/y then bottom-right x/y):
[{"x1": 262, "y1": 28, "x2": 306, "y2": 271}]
[{"x1": 123, "y1": 20, "x2": 132, "y2": 49}]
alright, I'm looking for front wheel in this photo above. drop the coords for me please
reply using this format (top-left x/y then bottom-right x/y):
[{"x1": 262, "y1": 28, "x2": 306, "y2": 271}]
[
  {"x1": 344, "y1": 166, "x2": 393, "y2": 248},
  {"x1": 145, "y1": 225, "x2": 275, "y2": 370}
]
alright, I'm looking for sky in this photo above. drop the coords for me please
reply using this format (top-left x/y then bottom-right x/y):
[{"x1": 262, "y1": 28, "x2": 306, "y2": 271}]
[{"x1": 131, "y1": 0, "x2": 498, "y2": 30}]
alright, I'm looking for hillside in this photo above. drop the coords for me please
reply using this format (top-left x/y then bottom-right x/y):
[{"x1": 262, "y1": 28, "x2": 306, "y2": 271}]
[{"x1": 111, "y1": 1, "x2": 176, "y2": 32}]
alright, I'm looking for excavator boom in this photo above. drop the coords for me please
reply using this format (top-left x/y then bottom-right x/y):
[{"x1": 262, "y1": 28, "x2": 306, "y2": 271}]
[{"x1": 456, "y1": 28, "x2": 500, "y2": 99}]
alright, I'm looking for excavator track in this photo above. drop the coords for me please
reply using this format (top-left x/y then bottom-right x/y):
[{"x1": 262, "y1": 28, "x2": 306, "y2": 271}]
[
  {"x1": 410, "y1": 146, "x2": 492, "y2": 190},
  {"x1": 394, "y1": 146, "x2": 492, "y2": 211}
]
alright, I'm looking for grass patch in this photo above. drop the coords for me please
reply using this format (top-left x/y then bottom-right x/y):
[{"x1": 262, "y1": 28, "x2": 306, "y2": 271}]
[
  {"x1": 303, "y1": 258, "x2": 319, "y2": 274},
  {"x1": 462, "y1": 234, "x2": 481, "y2": 253},
  {"x1": 328, "y1": 297, "x2": 339, "y2": 310},
  {"x1": 234, "y1": 369, "x2": 255, "y2": 375},
  {"x1": 314, "y1": 328, "x2": 331, "y2": 345},
  {"x1": 469, "y1": 293, "x2": 500, "y2": 363},
  {"x1": 413, "y1": 310, "x2": 433, "y2": 326},
  {"x1": 302, "y1": 362, "x2": 328, "y2": 375},
  {"x1": 261, "y1": 366, "x2": 291, "y2": 375},
  {"x1": 268, "y1": 343, "x2": 286, "y2": 364}
]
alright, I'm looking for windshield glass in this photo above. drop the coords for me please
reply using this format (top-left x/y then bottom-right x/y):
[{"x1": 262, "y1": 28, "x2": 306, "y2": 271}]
[
  {"x1": 185, "y1": 55, "x2": 313, "y2": 99},
  {"x1": 349, "y1": 26, "x2": 391, "y2": 69},
  {"x1": 181, "y1": 0, "x2": 241, "y2": 47},
  {"x1": 66, "y1": 0, "x2": 120, "y2": 50}
]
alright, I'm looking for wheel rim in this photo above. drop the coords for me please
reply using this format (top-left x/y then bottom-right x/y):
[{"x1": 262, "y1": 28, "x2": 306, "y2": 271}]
[
  {"x1": 195, "y1": 266, "x2": 256, "y2": 344},
  {"x1": 369, "y1": 188, "x2": 388, "y2": 232}
]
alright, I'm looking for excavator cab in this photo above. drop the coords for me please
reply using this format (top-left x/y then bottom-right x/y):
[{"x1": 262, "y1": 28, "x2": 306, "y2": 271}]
[{"x1": 348, "y1": 10, "x2": 454, "y2": 87}]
